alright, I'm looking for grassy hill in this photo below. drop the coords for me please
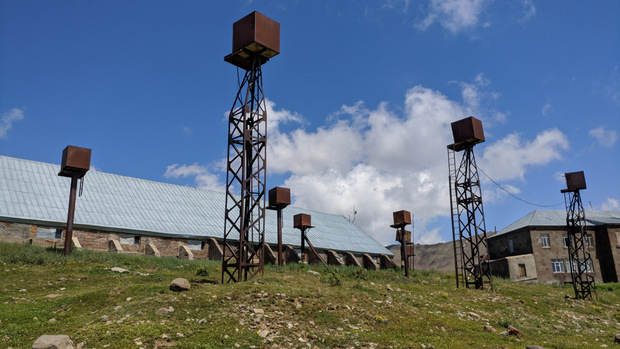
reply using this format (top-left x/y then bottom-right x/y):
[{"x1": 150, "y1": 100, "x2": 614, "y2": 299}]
[{"x1": 1, "y1": 242, "x2": 619, "y2": 348}]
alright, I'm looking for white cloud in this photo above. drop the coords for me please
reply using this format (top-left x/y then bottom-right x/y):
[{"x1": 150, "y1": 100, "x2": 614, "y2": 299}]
[
  {"x1": 588, "y1": 126, "x2": 618, "y2": 148},
  {"x1": 481, "y1": 129, "x2": 569, "y2": 182},
  {"x1": 601, "y1": 198, "x2": 619, "y2": 211},
  {"x1": 542, "y1": 102, "x2": 552, "y2": 116},
  {"x1": 164, "y1": 163, "x2": 225, "y2": 192},
  {"x1": 165, "y1": 77, "x2": 569, "y2": 246},
  {"x1": 416, "y1": 0, "x2": 489, "y2": 33},
  {"x1": 520, "y1": 0, "x2": 536, "y2": 22},
  {"x1": 0, "y1": 108, "x2": 24, "y2": 139}
]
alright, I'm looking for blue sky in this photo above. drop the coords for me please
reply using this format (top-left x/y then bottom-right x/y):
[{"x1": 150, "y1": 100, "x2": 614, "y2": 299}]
[{"x1": 1, "y1": 0, "x2": 618, "y2": 245}]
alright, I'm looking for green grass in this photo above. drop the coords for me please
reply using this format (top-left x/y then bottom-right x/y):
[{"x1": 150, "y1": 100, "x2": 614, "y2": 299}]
[{"x1": 0, "y1": 241, "x2": 619, "y2": 348}]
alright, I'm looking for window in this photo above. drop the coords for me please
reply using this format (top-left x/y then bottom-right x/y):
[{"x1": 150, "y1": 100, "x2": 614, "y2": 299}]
[
  {"x1": 36, "y1": 227, "x2": 63, "y2": 239},
  {"x1": 564, "y1": 258, "x2": 594, "y2": 273},
  {"x1": 551, "y1": 259, "x2": 565, "y2": 273},
  {"x1": 120, "y1": 234, "x2": 140, "y2": 245},
  {"x1": 540, "y1": 234, "x2": 550, "y2": 247},
  {"x1": 562, "y1": 234, "x2": 569, "y2": 248},
  {"x1": 586, "y1": 234, "x2": 594, "y2": 247},
  {"x1": 508, "y1": 240, "x2": 514, "y2": 254},
  {"x1": 187, "y1": 240, "x2": 204, "y2": 251}
]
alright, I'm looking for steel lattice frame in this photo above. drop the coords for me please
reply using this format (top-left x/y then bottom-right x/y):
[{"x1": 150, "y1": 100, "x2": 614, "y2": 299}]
[
  {"x1": 222, "y1": 54, "x2": 268, "y2": 283},
  {"x1": 563, "y1": 190, "x2": 596, "y2": 300},
  {"x1": 449, "y1": 146, "x2": 493, "y2": 290}
]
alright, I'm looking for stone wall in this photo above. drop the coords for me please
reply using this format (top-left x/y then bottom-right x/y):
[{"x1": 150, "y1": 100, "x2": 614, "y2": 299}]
[{"x1": 0, "y1": 220, "x2": 389, "y2": 270}]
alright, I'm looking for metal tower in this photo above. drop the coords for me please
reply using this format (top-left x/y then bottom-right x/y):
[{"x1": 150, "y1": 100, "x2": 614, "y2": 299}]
[
  {"x1": 221, "y1": 12, "x2": 280, "y2": 283},
  {"x1": 561, "y1": 171, "x2": 596, "y2": 300},
  {"x1": 447, "y1": 116, "x2": 492, "y2": 290}
]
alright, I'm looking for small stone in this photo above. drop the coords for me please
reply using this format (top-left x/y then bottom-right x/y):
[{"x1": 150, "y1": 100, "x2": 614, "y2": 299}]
[
  {"x1": 156, "y1": 308, "x2": 170, "y2": 316},
  {"x1": 32, "y1": 335, "x2": 74, "y2": 349},
  {"x1": 114, "y1": 306, "x2": 122, "y2": 311},
  {"x1": 198, "y1": 318, "x2": 207, "y2": 324},
  {"x1": 307, "y1": 270, "x2": 320, "y2": 276},
  {"x1": 615, "y1": 333, "x2": 620, "y2": 343},
  {"x1": 258, "y1": 330, "x2": 269, "y2": 338},
  {"x1": 467, "y1": 312, "x2": 480, "y2": 319},
  {"x1": 19, "y1": 289, "x2": 26, "y2": 292},
  {"x1": 298, "y1": 338, "x2": 307, "y2": 343},
  {"x1": 499, "y1": 331, "x2": 509, "y2": 336},
  {"x1": 170, "y1": 278, "x2": 190, "y2": 292},
  {"x1": 483, "y1": 325, "x2": 496, "y2": 333},
  {"x1": 253, "y1": 308, "x2": 265, "y2": 314},
  {"x1": 295, "y1": 304, "x2": 302, "y2": 310},
  {"x1": 507, "y1": 325, "x2": 523, "y2": 337},
  {"x1": 526, "y1": 345, "x2": 547, "y2": 349},
  {"x1": 44, "y1": 294, "x2": 62, "y2": 298},
  {"x1": 111, "y1": 267, "x2": 129, "y2": 273},
  {"x1": 48, "y1": 318, "x2": 57, "y2": 323},
  {"x1": 176, "y1": 333, "x2": 184, "y2": 338},
  {"x1": 386, "y1": 284, "x2": 393, "y2": 291},
  {"x1": 553, "y1": 325, "x2": 565, "y2": 331}
]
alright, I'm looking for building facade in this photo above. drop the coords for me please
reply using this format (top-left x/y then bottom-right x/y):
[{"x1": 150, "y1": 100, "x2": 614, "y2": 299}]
[
  {"x1": 489, "y1": 210, "x2": 620, "y2": 284},
  {"x1": 0, "y1": 155, "x2": 393, "y2": 268}
]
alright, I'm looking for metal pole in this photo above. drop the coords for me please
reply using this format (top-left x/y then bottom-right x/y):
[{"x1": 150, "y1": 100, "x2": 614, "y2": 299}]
[
  {"x1": 64, "y1": 173, "x2": 79, "y2": 256},
  {"x1": 277, "y1": 208, "x2": 283, "y2": 266},
  {"x1": 401, "y1": 227, "x2": 409, "y2": 277},
  {"x1": 301, "y1": 227, "x2": 306, "y2": 263}
]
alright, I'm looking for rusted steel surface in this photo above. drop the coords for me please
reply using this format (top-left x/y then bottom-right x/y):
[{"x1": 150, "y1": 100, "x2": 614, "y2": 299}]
[
  {"x1": 268, "y1": 187, "x2": 290, "y2": 207},
  {"x1": 225, "y1": 11, "x2": 280, "y2": 71},
  {"x1": 562, "y1": 171, "x2": 587, "y2": 192},
  {"x1": 293, "y1": 213, "x2": 311, "y2": 229},
  {"x1": 59, "y1": 145, "x2": 91, "y2": 178},
  {"x1": 450, "y1": 116, "x2": 485, "y2": 147},
  {"x1": 392, "y1": 210, "x2": 411, "y2": 226}
]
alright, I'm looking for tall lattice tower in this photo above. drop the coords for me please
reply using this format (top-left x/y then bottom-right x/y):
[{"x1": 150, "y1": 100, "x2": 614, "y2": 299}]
[
  {"x1": 221, "y1": 12, "x2": 280, "y2": 283},
  {"x1": 561, "y1": 171, "x2": 596, "y2": 300},
  {"x1": 447, "y1": 116, "x2": 492, "y2": 290}
]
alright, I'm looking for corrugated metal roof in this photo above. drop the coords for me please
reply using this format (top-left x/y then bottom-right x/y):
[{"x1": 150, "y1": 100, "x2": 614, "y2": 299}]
[
  {"x1": 493, "y1": 209, "x2": 620, "y2": 238},
  {"x1": 0, "y1": 155, "x2": 392, "y2": 256}
]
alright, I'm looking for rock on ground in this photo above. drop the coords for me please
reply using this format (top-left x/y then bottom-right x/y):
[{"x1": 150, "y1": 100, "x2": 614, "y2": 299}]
[
  {"x1": 32, "y1": 335, "x2": 74, "y2": 349},
  {"x1": 170, "y1": 278, "x2": 190, "y2": 292}
]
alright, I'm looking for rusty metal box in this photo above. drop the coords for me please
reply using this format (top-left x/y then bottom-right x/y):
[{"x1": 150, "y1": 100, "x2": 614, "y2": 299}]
[
  {"x1": 59, "y1": 145, "x2": 91, "y2": 177},
  {"x1": 393, "y1": 210, "x2": 411, "y2": 226},
  {"x1": 395, "y1": 230, "x2": 411, "y2": 243},
  {"x1": 293, "y1": 213, "x2": 311, "y2": 229},
  {"x1": 564, "y1": 171, "x2": 586, "y2": 191},
  {"x1": 451, "y1": 116, "x2": 485, "y2": 145},
  {"x1": 269, "y1": 187, "x2": 291, "y2": 207},
  {"x1": 233, "y1": 11, "x2": 279, "y2": 58},
  {"x1": 406, "y1": 245, "x2": 414, "y2": 256}
]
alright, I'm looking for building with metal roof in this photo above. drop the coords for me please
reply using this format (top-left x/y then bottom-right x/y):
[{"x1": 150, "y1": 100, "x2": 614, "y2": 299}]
[
  {"x1": 0, "y1": 155, "x2": 392, "y2": 265},
  {"x1": 488, "y1": 209, "x2": 620, "y2": 284}
]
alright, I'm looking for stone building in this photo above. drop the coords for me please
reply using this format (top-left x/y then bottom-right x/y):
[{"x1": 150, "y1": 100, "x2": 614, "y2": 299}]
[
  {"x1": 488, "y1": 210, "x2": 620, "y2": 284},
  {"x1": 0, "y1": 155, "x2": 392, "y2": 268}
]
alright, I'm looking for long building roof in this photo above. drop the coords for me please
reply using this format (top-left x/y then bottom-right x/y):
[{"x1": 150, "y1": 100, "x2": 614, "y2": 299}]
[
  {"x1": 0, "y1": 155, "x2": 392, "y2": 256},
  {"x1": 493, "y1": 209, "x2": 620, "y2": 237}
]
